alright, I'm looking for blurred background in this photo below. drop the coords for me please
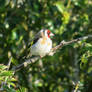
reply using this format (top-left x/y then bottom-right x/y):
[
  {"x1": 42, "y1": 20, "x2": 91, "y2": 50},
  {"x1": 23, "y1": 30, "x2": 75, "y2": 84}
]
[{"x1": 0, "y1": 0, "x2": 92, "y2": 92}]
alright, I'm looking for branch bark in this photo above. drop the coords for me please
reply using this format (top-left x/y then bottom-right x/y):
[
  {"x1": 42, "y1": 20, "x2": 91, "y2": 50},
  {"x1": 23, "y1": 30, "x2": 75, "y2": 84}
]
[{"x1": 13, "y1": 35, "x2": 92, "y2": 72}]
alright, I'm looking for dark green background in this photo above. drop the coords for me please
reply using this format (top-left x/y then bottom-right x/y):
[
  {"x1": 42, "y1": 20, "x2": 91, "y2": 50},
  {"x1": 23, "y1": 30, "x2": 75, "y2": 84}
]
[{"x1": 0, "y1": 0, "x2": 92, "y2": 92}]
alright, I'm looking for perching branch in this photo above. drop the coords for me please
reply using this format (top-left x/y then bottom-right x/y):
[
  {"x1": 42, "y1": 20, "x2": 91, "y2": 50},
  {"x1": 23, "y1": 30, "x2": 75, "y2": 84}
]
[
  {"x1": 51, "y1": 35, "x2": 92, "y2": 52},
  {"x1": 13, "y1": 35, "x2": 92, "y2": 71},
  {"x1": 13, "y1": 56, "x2": 40, "y2": 72}
]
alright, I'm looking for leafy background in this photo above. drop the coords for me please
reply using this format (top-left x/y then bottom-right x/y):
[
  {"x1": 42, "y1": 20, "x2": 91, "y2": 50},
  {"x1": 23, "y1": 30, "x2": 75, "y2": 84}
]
[{"x1": 0, "y1": 0, "x2": 92, "y2": 92}]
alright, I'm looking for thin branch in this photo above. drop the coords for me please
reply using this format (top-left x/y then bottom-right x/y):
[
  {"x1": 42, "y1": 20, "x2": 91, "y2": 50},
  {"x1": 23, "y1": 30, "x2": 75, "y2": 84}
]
[
  {"x1": 7, "y1": 57, "x2": 12, "y2": 70},
  {"x1": 13, "y1": 56, "x2": 40, "y2": 72},
  {"x1": 13, "y1": 35, "x2": 92, "y2": 71},
  {"x1": 52, "y1": 35, "x2": 92, "y2": 51}
]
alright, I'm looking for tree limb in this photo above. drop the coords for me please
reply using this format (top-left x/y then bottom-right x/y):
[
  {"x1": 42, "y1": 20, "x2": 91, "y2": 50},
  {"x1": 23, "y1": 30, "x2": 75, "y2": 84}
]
[{"x1": 13, "y1": 35, "x2": 92, "y2": 72}]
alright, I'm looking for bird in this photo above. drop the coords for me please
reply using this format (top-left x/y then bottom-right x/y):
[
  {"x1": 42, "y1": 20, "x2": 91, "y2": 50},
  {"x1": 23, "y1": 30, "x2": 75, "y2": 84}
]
[{"x1": 29, "y1": 29, "x2": 54, "y2": 57}]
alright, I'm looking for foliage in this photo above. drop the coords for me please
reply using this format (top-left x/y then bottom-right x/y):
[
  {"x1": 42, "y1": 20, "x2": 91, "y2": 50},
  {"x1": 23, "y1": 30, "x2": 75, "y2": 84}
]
[
  {"x1": 0, "y1": 0, "x2": 92, "y2": 92},
  {"x1": 0, "y1": 64, "x2": 16, "y2": 92}
]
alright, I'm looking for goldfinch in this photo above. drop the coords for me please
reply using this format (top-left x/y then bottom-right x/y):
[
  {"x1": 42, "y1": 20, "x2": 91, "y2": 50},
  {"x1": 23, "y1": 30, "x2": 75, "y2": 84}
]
[{"x1": 30, "y1": 29, "x2": 54, "y2": 57}]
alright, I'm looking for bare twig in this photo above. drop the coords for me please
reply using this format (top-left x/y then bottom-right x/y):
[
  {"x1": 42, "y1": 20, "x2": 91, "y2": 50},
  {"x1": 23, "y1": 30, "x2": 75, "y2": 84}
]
[
  {"x1": 7, "y1": 57, "x2": 12, "y2": 70},
  {"x1": 13, "y1": 35, "x2": 92, "y2": 71},
  {"x1": 13, "y1": 56, "x2": 40, "y2": 72},
  {"x1": 52, "y1": 35, "x2": 92, "y2": 51}
]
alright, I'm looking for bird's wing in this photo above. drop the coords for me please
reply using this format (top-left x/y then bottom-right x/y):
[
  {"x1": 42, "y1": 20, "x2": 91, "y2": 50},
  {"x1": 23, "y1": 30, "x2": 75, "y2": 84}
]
[
  {"x1": 21, "y1": 30, "x2": 45, "y2": 59},
  {"x1": 28, "y1": 31, "x2": 43, "y2": 48}
]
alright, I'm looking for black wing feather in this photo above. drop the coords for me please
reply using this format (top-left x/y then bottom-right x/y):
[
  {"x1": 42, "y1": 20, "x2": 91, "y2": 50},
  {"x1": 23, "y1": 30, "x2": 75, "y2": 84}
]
[
  {"x1": 28, "y1": 29, "x2": 46, "y2": 48},
  {"x1": 28, "y1": 34, "x2": 42, "y2": 48}
]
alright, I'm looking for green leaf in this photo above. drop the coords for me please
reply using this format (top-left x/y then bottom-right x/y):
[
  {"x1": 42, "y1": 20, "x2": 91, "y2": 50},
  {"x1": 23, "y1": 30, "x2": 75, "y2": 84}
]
[
  {"x1": 3, "y1": 85, "x2": 16, "y2": 92},
  {"x1": 55, "y1": 1, "x2": 65, "y2": 14},
  {"x1": 0, "y1": 64, "x2": 8, "y2": 70},
  {"x1": 0, "y1": 71, "x2": 13, "y2": 76},
  {"x1": 8, "y1": 82, "x2": 16, "y2": 87},
  {"x1": 16, "y1": 87, "x2": 27, "y2": 92}
]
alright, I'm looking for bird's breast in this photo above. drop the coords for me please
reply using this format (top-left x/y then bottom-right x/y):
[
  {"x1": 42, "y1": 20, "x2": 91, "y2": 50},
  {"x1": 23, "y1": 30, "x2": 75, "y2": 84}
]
[
  {"x1": 31, "y1": 37, "x2": 52, "y2": 56},
  {"x1": 40, "y1": 37, "x2": 47, "y2": 45}
]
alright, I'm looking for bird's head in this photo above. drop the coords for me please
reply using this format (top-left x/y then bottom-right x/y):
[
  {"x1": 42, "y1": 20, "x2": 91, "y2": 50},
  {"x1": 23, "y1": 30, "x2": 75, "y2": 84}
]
[{"x1": 41, "y1": 29, "x2": 54, "y2": 38}]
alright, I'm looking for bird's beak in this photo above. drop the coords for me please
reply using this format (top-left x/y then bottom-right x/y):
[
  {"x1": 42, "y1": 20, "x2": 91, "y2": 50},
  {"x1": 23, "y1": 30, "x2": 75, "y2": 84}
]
[{"x1": 50, "y1": 33, "x2": 54, "y2": 37}]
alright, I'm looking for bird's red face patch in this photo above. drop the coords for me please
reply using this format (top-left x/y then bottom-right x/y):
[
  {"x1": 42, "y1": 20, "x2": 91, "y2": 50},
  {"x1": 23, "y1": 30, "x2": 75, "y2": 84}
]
[{"x1": 47, "y1": 30, "x2": 51, "y2": 38}]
